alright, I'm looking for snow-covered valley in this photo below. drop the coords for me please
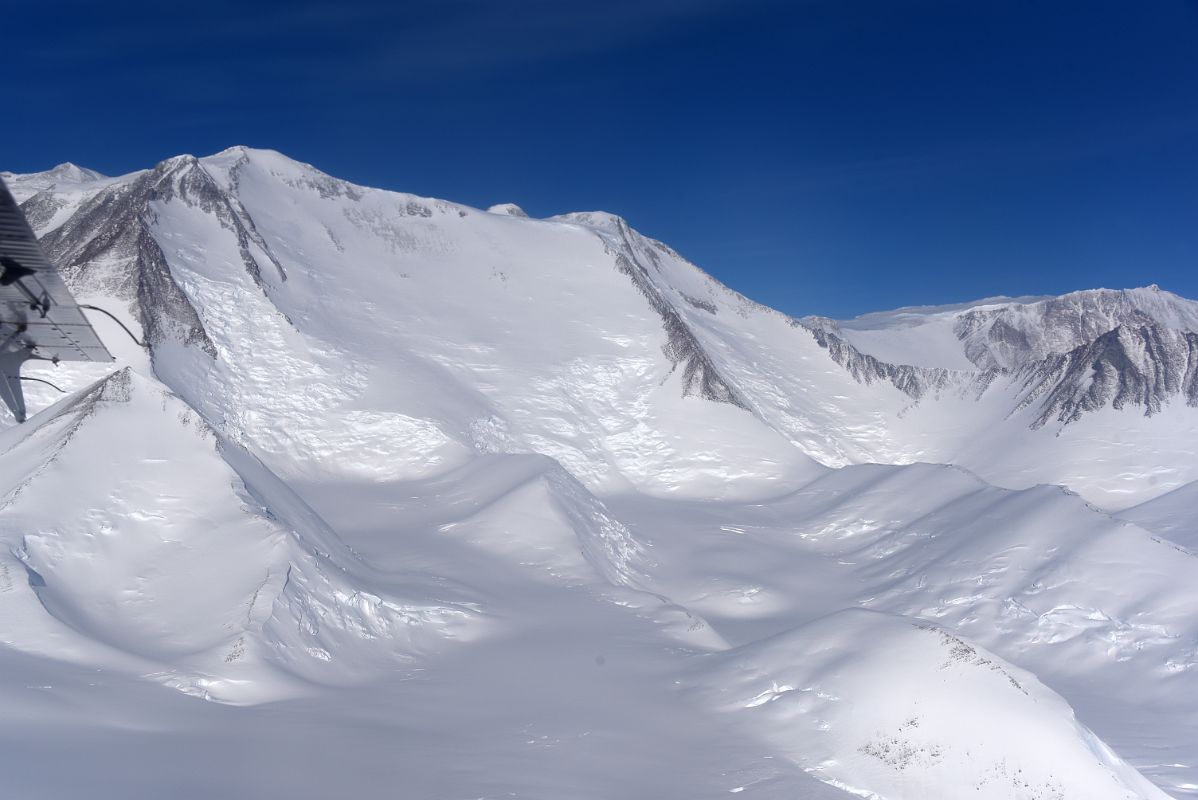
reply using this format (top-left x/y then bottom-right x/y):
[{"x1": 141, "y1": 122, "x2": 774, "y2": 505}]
[{"x1": 1, "y1": 148, "x2": 1196, "y2": 799}]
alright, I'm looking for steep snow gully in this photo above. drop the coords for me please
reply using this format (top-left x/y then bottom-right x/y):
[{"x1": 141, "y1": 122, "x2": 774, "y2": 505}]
[{"x1": 2, "y1": 147, "x2": 1197, "y2": 799}]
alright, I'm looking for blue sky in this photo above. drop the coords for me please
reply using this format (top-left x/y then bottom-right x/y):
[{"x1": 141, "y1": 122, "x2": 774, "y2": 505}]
[{"x1": 5, "y1": 0, "x2": 1197, "y2": 318}]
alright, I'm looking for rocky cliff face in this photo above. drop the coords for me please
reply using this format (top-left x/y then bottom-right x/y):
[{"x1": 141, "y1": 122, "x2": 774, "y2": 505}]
[
  {"x1": 36, "y1": 157, "x2": 228, "y2": 355},
  {"x1": 804, "y1": 286, "x2": 1198, "y2": 428},
  {"x1": 954, "y1": 287, "x2": 1198, "y2": 371},
  {"x1": 1015, "y1": 323, "x2": 1198, "y2": 427},
  {"x1": 33, "y1": 151, "x2": 305, "y2": 357},
  {"x1": 797, "y1": 316, "x2": 961, "y2": 401},
  {"x1": 598, "y1": 214, "x2": 748, "y2": 408}
]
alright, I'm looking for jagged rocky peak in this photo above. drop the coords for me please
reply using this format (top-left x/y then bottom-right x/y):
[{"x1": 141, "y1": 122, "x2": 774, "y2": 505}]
[
  {"x1": 203, "y1": 147, "x2": 472, "y2": 223},
  {"x1": 203, "y1": 144, "x2": 310, "y2": 172},
  {"x1": 32, "y1": 151, "x2": 294, "y2": 357},
  {"x1": 40, "y1": 152, "x2": 225, "y2": 277},
  {"x1": 1017, "y1": 322, "x2": 1198, "y2": 427},
  {"x1": 148, "y1": 154, "x2": 228, "y2": 205},
  {"x1": 954, "y1": 286, "x2": 1198, "y2": 371},
  {"x1": 809, "y1": 284, "x2": 1198, "y2": 425},
  {"x1": 201, "y1": 145, "x2": 304, "y2": 180},
  {"x1": 821, "y1": 285, "x2": 1198, "y2": 374}
]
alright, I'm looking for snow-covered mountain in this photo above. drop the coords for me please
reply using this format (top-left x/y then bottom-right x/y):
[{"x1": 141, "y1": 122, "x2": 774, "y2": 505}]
[
  {"x1": 2, "y1": 147, "x2": 1196, "y2": 799},
  {"x1": 16, "y1": 146, "x2": 1197, "y2": 509}
]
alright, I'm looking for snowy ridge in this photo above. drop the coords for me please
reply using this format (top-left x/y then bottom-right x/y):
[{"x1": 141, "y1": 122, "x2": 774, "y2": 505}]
[
  {"x1": 569, "y1": 211, "x2": 750, "y2": 408},
  {"x1": 1015, "y1": 322, "x2": 1198, "y2": 426},
  {"x1": 688, "y1": 609, "x2": 1170, "y2": 800},
  {"x1": 1118, "y1": 479, "x2": 1198, "y2": 550},
  {"x1": 612, "y1": 459, "x2": 1198, "y2": 797},
  {"x1": 797, "y1": 315, "x2": 964, "y2": 399},
  {"x1": 0, "y1": 368, "x2": 476, "y2": 703}
]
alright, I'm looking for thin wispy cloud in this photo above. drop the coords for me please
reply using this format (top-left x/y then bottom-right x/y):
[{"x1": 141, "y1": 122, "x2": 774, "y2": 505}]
[
  {"x1": 6, "y1": 0, "x2": 1196, "y2": 317},
  {"x1": 763, "y1": 110, "x2": 1198, "y2": 194},
  {"x1": 25, "y1": 0, "x2": 777, "y2": 83}
]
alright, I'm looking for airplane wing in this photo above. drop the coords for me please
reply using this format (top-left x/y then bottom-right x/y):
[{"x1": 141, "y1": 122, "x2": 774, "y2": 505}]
[{"x1": 1, "y1": 175, "x2": 113, "y2": 421}]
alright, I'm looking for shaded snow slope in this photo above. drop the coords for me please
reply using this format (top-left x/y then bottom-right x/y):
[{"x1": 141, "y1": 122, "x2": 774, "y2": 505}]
[
  {"x1": 1118, "y1": 479, "x2": 1198, "y2": 550},
  {"x1": 609, "y1": 460, "x2": 1198, "y2": 795},
  {"x1": 0, "y1": 369, "x2": 477, "y2": 703}
]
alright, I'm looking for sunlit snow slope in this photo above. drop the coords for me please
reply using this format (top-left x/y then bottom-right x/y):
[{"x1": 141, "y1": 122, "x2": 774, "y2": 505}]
[{"x1": 2, "y1": 148, "x2": 1196, "y2": 800}]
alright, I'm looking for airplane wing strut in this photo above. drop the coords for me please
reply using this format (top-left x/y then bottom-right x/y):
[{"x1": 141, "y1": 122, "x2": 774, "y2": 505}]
[{"x1": 0, "y1": 175, "x2": 114, "y2": 422}]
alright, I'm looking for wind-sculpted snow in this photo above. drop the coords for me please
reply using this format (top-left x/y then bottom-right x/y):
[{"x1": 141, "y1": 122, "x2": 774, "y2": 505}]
[
  {"x1": 388, "y1": 453, "x2": 652, "y2": 590},
  {"x1": 0, "y1": 369, "x2": 477, "y2": 704},
  {"x1": 687, "y1": 610, "x2": 1171, "y2": 800},
  {"x1": 611, "y1": 463, "x2": 1198, "y2": 795}
]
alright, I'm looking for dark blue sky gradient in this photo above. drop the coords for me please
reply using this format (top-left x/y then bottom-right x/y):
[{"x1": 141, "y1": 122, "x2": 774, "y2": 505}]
[{"x1": 5, "y1": 0, "x2": 1197, "y2": 317}]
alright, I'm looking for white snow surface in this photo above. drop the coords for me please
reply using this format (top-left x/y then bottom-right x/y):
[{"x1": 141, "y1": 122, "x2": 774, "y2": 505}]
[
  {"x1": 1, "y1": 147, "x2": 1196, "y2": 799},
  {"x1": 688, "y1": 609, "x2": 1171, "y2": 800},
  {"x1": 1118, "y1": 479, "x2": 1198, "y2": 550}
]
